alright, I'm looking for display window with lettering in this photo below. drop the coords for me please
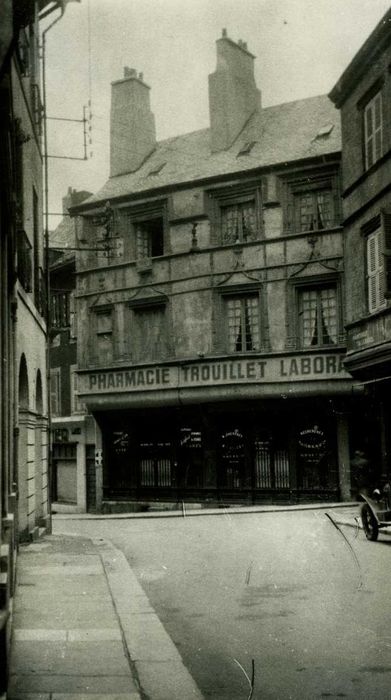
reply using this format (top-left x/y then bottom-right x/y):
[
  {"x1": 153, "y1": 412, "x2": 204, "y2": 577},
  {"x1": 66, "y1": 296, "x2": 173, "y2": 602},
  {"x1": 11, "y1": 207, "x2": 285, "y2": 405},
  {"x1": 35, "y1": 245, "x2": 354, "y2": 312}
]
[{"x1": 296, "y1": 422, "x2": 337, "y2": 491}]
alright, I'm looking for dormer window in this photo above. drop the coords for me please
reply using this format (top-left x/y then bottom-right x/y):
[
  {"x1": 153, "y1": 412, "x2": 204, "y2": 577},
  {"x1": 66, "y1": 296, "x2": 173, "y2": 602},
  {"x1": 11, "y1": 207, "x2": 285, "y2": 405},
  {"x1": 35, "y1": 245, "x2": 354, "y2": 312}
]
[
  {"x1": 237, "y1": 141, "x2": 256, "y2": 156},
  {"x1": 148, "y1": 162, "x2": 166, "y2": 176}
]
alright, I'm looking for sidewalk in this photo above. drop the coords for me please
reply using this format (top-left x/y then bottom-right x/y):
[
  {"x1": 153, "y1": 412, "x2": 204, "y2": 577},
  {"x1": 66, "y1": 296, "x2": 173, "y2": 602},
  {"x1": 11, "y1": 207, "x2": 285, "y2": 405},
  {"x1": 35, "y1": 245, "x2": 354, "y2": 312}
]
[{"x1": 7, "y1": 534, "x2": 203, "y2": 700}]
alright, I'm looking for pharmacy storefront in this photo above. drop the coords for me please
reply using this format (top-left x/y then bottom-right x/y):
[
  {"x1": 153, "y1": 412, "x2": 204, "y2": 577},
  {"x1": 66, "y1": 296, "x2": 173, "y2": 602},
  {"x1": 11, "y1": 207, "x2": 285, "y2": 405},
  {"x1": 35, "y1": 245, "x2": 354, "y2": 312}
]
[{"x1": 78, "y1": 352, "x2": 360, "y2": 508}]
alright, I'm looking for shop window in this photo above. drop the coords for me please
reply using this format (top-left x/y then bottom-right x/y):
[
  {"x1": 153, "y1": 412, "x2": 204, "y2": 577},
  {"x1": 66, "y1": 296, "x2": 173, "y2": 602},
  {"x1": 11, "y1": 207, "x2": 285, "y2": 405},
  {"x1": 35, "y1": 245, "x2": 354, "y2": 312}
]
[
  {"x1": 254, "y1": 432, "x2": 290, "y2": 489},
  {"x1": 135, "y1": 217, "x2": 164, "y2": 259},
  {"x1": 220, "y1": 428, "x2": 245, "y2": 489},
  {"x1": 132, "y1": 303, "x2": 168, "y2": 362},
  {"x1": 225, "y1": 294, "x2": 260, "y2": 353},
  {"x1": 298, "y1": 285, "x2": 338, "y2": 347},
  {"x1": 364, "y1": 91, "x2": 382, "y2": 170},
  {"x1": 70, "y1": 365, "x2": 86, "y2": 415},
  {"x1": 139, "y1": 439, "x2": 172, "y2": 487},
  {"x1": 178, "y1": 427, "x2": 203, "y2": 488},
  {"x1": 50, "y1": 368, "x2": 61, "y2": 417}
]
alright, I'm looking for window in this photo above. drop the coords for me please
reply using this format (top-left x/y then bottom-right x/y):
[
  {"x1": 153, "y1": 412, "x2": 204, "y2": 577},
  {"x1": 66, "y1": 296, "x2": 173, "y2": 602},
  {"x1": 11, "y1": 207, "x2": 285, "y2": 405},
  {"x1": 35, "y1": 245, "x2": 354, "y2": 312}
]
[
  {"x1": 367, "y1": 226, "x2": 386, "y2": 314},
  {"x1": 17, "y1": 229, "x2": 32, "y2": 292},
  {"x1": 132, "y1": 304, "x2": 168, "y2": 361},
  {"x1": 282, "y1": 171, "x2": 339, "y2": 233},
  {"x1": 70, "y1": 365, "x2": 86, "y2": 414},
  {"x1": 221, "y1": 201, "x2": 256, "y2": 244},
  {"x1": 364, "y1": 92, "x2": 382, "y2": 170},
  {"x1": 298, "y1": 286, "x2": 338, "y2": 347},
  {"x1": 69, "y1": 292, "x2": 76, "y2": 338},
  {"x1": 295, "y1": 189, "x2": 332, "y2": 232},
  {"x1": 95, "y1": 308, "x2": 113, "y2": 364},
  {"x1": 225, "y1": 294, "x2": 260, "y2": 352},
  {"x1": 51, "y1": 291, "x2": 70, "y2": 329},
  {"x1": 135, "y1": 218, "x2": 164, "y2": 259},
  {"x1": 50, "y1": 368, "x2": 61, "y2": 417}
]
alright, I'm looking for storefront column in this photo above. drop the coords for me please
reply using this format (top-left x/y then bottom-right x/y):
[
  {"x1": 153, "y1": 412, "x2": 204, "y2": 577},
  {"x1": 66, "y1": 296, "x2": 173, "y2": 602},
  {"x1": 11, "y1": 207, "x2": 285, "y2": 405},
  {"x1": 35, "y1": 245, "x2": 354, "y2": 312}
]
[
  {"x1": 336, "y1": 413, "x2": 351, "y2": 501},
  {"x1": 95, "y1": 423, "x2": 103, "y2": 512},
  {"x1": 76, "y1": 442, "x2": 87, "y2": 512}
]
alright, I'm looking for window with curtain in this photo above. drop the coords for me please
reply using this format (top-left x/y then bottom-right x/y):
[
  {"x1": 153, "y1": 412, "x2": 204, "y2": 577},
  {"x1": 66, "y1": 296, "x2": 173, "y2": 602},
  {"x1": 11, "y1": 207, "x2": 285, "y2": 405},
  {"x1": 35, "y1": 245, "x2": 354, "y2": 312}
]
[
  {"x1": 364, "y1": 91, "x2": 382, "y2": 170},
  {"x1": 298, "y1": 286, "x2": 337, "y2": 347},
  {"x1": 221, "y1": 200, "x2": 256, "y2": 244},
  {"x1": 295, "y1": 189, "x2": 332, "y2": 231},
  {"x1": 225, "y1": 294, "x2": 260, "y2": 352}
]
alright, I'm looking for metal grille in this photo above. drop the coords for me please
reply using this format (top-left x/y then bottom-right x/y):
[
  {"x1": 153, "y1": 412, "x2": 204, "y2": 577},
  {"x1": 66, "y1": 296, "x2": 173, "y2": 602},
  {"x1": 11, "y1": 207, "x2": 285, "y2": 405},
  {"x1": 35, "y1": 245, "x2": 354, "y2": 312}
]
[{"x1": 139, "y1": 441, "x2": 172, "y2": 487}]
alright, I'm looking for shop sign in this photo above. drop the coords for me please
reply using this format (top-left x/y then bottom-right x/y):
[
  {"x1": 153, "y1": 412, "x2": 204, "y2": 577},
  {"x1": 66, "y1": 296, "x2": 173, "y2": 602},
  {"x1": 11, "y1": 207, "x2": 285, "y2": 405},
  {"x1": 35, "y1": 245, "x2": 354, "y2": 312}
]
[{"x1": 80, "y1": 353, "x2": 351, "y2": 395}]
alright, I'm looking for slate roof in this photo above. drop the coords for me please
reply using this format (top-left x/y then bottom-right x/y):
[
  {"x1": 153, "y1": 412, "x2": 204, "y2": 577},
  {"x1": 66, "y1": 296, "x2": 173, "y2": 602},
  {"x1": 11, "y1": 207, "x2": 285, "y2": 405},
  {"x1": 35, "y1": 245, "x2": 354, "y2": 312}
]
[
  {"x1": 80, "y1": 93, "x2": 341, "y2": 209},
  {"x1": 49, "y1": 215, "x2": 76, "y2": 266}
]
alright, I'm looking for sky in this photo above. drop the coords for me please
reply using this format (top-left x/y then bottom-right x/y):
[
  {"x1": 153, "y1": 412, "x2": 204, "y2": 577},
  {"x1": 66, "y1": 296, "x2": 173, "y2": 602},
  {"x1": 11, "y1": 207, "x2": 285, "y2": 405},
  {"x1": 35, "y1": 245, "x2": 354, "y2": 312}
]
[{"x1": 44, "y1": 0, "x2": 391, "y2": 225}]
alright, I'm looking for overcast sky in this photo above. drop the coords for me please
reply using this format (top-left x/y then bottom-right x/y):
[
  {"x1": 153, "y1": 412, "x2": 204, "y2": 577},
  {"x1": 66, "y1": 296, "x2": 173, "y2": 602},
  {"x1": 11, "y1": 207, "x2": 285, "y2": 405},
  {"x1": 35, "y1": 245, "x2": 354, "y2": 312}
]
[{"x1": 44, "y1": 0, "x2": 391, "y2": 224}]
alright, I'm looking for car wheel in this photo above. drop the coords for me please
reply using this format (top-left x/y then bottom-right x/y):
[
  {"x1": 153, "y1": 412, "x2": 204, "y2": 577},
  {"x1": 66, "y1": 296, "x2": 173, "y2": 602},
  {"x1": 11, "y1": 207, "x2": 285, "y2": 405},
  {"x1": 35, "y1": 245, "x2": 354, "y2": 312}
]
[{"x1": 361, "y1": 503, "x2": 379, "y2": 541}]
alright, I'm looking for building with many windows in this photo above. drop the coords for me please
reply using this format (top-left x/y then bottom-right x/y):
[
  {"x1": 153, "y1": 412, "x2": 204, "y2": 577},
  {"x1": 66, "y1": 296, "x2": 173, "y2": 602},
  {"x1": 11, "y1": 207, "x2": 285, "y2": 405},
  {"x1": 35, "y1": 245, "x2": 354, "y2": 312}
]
[
  {"x1": 49, "y1": 187, "x2": 97, "y2": 512},
  {"x1": 330, "y1": 7, "x2": 391, "y2": 485},
  {"x1": 72, "y1": 32, "x2": 365, "y2": 511},
  {"x1": 0, "y1": 0, "x2": 71, "y2": 687}
]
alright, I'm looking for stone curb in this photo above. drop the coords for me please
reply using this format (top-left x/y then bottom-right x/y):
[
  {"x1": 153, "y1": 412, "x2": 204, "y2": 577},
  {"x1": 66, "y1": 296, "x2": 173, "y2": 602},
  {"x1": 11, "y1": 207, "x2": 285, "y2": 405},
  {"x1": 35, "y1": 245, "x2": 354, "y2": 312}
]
[
  {"x1": 54, "y1": 502, "x2": 360, "y2": 521},
  {"x1": 94, "y1": 538, "x2": 204, "y2": 700}
]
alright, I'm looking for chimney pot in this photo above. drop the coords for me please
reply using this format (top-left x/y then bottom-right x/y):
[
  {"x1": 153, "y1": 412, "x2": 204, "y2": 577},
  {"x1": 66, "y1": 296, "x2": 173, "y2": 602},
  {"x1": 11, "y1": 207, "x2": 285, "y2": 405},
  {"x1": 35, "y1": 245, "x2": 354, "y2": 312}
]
[{"x1": 222, "y1": 28, "x2": 227, "y2": 37}]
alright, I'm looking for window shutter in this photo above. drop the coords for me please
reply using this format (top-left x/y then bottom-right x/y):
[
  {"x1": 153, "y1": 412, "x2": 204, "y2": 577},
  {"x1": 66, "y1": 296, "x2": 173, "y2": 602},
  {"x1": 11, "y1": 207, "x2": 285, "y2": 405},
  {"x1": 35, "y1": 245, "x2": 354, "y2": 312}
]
[
  {"x1": 381, "y1": 209, "x2": 391, "y2": 298},
  {"x1": 367, "y1": 232, "x2": 378, "y2": 313}
]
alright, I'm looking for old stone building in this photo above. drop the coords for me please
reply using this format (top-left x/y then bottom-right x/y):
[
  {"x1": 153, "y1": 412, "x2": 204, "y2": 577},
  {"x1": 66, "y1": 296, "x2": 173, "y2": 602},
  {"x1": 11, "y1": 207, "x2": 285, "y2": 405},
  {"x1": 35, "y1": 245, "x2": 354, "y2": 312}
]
[
  {"x1": 73, "y1": 31, "x2": 363, "y2": 511},
  {"x1": 0, "y1": 0, "x2": 70, "y2": 687},
  {"x1": 330, "y1": 7, "x2": 391, "y2": 486},
  {"x1": 49, "y1": 187, "x2": 97, "y2": 513}
]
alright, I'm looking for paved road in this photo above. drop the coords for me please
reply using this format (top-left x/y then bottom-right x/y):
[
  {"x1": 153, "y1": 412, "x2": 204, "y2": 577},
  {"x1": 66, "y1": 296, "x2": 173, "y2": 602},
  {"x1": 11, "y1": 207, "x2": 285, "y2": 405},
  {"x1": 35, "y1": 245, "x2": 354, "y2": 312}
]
[{"x1": 55, "y1": 509, "x2": 391, "y2": 699}]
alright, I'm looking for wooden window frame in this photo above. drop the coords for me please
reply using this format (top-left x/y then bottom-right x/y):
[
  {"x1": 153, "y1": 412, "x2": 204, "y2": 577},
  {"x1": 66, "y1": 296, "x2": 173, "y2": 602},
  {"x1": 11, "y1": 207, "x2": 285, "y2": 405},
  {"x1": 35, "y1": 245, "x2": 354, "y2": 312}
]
[
  {"x1": 363, "y1": 213, "x2": 389, "y2": 314},
  {"x1": 50, "y1": 368, "x2": 61, "y2": 418},
  {"x1": 70, "y1": 364, "x2": 86, "y2": 415},
  {"x1": 287, "y1": 274, "x2": 344, "y2": 350},
  {"x1": 364, "y1": 90, "x2": 383, "y2": 171},
  {"x1": 281, "y1": 170, "x2": 340, "y2": 234},
  {"x1": 127, "y1": 298, "x2": 170, "y2": 362},
  {"x1": 216, "y1": 283, "x2": 266, "y2": 354},
  {"x1": 207, "y1": 182, "x2": 263, "y2": 246}
]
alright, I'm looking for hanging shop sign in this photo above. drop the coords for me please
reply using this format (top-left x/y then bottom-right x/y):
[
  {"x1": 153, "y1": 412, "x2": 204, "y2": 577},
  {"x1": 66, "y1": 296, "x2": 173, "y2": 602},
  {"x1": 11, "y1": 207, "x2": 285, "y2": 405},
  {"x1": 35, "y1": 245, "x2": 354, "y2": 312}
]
[{"x1": 79, "y1": 353, "x2": 351, "y2": 395}]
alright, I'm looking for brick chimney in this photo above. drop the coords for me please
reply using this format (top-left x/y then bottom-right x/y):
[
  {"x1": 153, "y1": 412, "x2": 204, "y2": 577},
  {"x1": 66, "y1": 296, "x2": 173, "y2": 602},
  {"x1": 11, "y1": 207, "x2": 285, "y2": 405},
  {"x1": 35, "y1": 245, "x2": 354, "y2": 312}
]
[
  {"x1": 110, "y1": 67, "x2": 156, "y2": 177},
  {"x1": 208, "y1": 30, "x2": 261, "y2": 153}
]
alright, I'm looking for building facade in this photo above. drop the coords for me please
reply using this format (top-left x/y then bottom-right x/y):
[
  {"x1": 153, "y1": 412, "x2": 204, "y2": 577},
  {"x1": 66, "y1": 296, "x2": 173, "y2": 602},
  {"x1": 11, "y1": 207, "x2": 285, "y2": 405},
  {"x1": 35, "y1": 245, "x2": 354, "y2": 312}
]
[
  {"x1": 74, "y1": 33, "x2": 364, "y2": 511},
  {"x1": 330, "y1": 8, "x2": 391, "y2": 487},
  {"x1": 0, "y1": 0, "x2": 70, "y2": 688},
  {"x1": 49, "y1": 187, "x2": 97, "y2": 513}
]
